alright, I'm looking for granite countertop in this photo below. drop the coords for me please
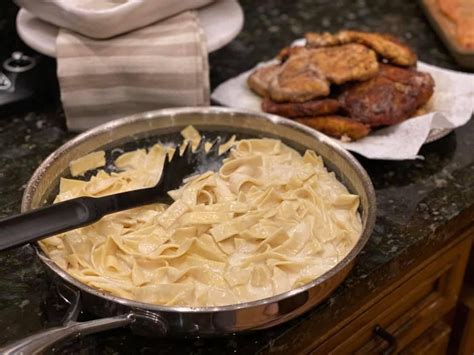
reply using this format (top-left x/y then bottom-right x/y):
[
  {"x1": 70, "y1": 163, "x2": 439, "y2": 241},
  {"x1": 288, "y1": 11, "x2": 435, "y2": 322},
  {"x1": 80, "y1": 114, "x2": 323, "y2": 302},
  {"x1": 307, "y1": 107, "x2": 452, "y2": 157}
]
[{"x1": 0, "y1": 0, "x2": 473, "y2": 353}]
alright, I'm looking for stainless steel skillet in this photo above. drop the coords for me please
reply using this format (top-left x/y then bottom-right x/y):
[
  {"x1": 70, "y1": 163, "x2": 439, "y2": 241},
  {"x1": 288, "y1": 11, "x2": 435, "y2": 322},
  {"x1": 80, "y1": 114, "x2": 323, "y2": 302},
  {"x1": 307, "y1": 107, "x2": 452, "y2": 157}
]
[{"x1": 1, "y1": 107, "x2": 376, "y2": 353}]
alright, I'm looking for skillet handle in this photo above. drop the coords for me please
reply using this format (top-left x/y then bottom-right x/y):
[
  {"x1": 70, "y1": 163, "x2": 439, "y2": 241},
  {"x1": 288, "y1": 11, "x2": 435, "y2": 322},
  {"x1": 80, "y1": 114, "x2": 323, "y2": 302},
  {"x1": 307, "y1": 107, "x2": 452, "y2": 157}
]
[{"x1": 0, "y1": 315, "x2": 132, "y2": 355}]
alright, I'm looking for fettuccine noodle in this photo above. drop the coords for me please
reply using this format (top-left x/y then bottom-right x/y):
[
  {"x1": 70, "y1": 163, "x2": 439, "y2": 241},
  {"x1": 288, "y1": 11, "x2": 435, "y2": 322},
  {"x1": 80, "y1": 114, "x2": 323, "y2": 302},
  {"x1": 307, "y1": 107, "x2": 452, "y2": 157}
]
[{"x1": 40, "y1": 127, "x2": 362, "y2": 307}]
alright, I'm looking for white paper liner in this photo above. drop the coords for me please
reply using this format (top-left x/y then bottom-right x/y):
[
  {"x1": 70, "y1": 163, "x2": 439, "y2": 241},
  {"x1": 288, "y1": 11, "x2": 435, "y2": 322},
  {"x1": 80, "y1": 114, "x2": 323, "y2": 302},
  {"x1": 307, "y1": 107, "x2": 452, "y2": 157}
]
[{"x1": 212, "y1": 59, "x2": 473, "y2": 160}]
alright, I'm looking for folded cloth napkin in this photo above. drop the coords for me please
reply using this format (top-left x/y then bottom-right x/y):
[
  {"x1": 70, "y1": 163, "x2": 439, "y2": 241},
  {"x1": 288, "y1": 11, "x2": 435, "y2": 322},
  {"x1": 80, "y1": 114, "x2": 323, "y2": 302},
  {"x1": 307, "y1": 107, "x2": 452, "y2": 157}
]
[
  {"x1": 57, "y1": 11, "x2": 210, "y2": 131},
  {"x1": 15, "y1": 0, "x2": 214, "y2": 39}
]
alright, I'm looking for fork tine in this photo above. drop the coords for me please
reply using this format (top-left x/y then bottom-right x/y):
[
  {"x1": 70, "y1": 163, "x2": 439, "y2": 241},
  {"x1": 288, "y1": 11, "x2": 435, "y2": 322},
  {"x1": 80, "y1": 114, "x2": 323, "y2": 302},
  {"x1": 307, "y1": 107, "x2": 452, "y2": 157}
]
[
  {"x1": 155, "y1": 136, "x2": 231, "y2": 193},
  {"x1": 166, "y1": 149, "x2": 175, "y2": 163},
  {"x1": 195, "y1": 136, "x2": 206, "y2": 153},
  {"x1": 208, "y1": 137, "x2": 222, "y2": 156},
  {"x1": 219, "y1": 144, "x2": 232, "y2": 157},
  {"x1": 163, "y1": 154, "x2": 170, "y2": 168},
  {"x1": 182, "y1": 142, "x2": 193, "y2": 161}
]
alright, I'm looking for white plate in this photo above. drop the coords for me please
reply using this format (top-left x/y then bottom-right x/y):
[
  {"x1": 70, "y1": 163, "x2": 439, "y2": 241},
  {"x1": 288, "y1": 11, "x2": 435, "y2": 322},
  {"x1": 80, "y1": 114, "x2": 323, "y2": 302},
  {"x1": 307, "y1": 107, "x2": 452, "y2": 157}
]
[{"x1": 16, "y1": 0, "x2": 243, "y2": 57}]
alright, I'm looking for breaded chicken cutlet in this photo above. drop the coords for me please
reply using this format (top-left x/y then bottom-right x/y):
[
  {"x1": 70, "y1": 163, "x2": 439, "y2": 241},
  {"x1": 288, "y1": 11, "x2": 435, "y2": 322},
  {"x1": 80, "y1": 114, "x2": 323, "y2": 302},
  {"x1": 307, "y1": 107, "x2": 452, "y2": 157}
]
[
  {"x1": 339, "y1": 64, "x2": 435, "y2": 126},
  {"x1": 261, "y1": 97, "x2": 341, "y2": 117},
  {"x1": 247, "y1": 30, "x2": 433, "y2": 141},
  {"x1": 250, "y1": 44, "x2": 379, "y2": 102},
  {"x1": 305, "y1": 30, "x2": 417, "y2": 67},
  {"x1": 247, "y1": 63, "x2": 282, "y2": 98},
  {"x1": 268, "y1": 50, "x2": 330, "y2": 102},
  {"x1": 296, "y1": 116, "x2": 371, "y2": 141},
  {"x1": 307, "y1": 44, "x2": 380, "y2": 84}
]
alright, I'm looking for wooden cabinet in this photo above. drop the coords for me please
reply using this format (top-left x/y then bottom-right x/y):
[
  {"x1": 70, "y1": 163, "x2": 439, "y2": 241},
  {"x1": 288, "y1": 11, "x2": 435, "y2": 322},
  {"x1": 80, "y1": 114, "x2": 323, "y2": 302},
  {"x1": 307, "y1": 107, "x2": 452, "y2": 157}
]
[
  {"x1": 402, "y1": 321, "x2": 451, "y2": 355},
  {"x1": 310, "y1": 230, "x2": 473, "y2": 355},
  {"x1": 450, "y1": 278, "x2": 474, "y2": 353}
]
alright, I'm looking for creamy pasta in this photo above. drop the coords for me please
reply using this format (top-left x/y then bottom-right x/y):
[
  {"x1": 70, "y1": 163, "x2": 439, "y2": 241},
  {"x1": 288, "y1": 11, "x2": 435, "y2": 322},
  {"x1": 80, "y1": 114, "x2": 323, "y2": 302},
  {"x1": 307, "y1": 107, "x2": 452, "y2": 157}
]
[{"x1": 40, "y1": 127, "x2": 362, "y2": 307}]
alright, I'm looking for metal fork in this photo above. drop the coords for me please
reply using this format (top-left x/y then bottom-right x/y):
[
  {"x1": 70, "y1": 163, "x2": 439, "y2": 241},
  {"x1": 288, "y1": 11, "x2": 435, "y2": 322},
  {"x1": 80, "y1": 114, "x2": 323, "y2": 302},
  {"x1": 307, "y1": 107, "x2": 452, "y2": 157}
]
[{"x1": 0, "y1": 138, "x2": 227, "y2": 251}]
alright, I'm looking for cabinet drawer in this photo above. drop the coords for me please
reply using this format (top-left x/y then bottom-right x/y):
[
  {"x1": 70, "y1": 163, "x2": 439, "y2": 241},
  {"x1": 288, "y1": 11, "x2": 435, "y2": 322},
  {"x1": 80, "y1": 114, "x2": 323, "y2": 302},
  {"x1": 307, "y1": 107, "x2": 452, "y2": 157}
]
[
  {"x1": 312, "y1": 237, "x2": 471, "y2": 354},
  {"x1": 401, "y1": 321, "x2": 451, "y2": 355}
]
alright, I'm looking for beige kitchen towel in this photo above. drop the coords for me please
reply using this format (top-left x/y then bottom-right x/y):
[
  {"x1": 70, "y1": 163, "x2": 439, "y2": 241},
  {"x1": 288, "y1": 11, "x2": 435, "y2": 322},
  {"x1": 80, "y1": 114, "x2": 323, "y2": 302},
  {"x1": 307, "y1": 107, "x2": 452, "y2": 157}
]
[{"x1": 57, "y1": 11, "x2": 210, "y2": 131}]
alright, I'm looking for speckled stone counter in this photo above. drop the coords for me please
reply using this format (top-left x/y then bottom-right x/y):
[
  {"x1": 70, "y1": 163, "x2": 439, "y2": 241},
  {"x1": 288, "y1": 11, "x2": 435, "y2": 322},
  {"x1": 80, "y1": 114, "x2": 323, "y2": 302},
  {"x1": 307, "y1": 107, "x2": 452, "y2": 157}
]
[{"x1": 0, "y1": 0, "x2": 473, "y2": 353}]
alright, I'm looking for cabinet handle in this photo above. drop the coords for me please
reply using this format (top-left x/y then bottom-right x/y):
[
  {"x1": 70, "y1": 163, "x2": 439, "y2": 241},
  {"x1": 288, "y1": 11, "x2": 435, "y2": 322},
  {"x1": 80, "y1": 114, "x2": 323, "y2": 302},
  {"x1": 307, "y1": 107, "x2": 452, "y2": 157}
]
[{"x1": 374, "y1": 324, "x2": 398, "y2": 355}]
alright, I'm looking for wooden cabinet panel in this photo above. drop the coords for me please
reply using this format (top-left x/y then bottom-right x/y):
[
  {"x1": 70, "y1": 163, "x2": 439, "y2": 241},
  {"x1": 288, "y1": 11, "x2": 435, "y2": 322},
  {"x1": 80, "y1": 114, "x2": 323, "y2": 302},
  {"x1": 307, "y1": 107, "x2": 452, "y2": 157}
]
[
  {"x1": 450, "y1": 285, "x2": 474, "y2": 354},
  {"x1": 312, "y1": 237, "x2": 471, "y2": 354},
  {"x1": 401, "y1": 321, "x2": 451, "y2": 355}
]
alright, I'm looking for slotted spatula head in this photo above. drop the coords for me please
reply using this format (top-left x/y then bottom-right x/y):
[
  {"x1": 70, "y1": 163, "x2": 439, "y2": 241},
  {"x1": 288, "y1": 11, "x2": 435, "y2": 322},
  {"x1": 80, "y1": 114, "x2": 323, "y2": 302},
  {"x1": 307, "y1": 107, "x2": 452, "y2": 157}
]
[
  {"x1": 0, "y1": 136, "x2": 231, "y2": 252},
  {"x1": 156, "y1": 137, "x2": 228, "y2": 194}
]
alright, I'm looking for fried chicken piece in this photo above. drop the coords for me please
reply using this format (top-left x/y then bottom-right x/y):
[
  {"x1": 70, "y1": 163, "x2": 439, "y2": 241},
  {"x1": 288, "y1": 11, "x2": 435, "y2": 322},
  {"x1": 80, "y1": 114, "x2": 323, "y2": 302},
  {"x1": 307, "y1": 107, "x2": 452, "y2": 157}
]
[
  {"x1": 277, "y1": 45, "x2": 379, "y2": 85},
  {"x1": 247, "y1": 63, "x2": 281, "y2": 97},
  {"x1": 382, "y1": 65, "x2": 434, "y2": 105},
  {"x1": 339, "y1": 64, "x2": 435, "y2": 127},
  {"x1": 305, "y1": 32, "x2": 342, "y2": 47},
  {"x1": 277, "y1": 46, "x2": 307, "y2": 62},
  {"x1": 268, "y1": 44, "x2": 378, "y2": 102},
  {"x1": 413, "y1": 105, "x2": 429, "y2": 117},
  {"x1": 309, "y1": 44, "x2": 379, "y2": 84},
  {"x1": 261, "y1": 97, "x2": 341, "y2": 118},
  {"x1": 296, "y1": 116, "x2": 371, "y2": 140},
  {"x1": 269, "y1": 52, "x2": 330, "y2": 102},
  {"x1": 306, "y1": 30, "x2": 417, "y2": 66}
]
